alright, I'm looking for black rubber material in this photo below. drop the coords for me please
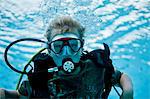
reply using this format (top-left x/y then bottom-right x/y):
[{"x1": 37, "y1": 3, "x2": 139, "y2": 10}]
[{"x1": 4, "y1": 38, "x2": 46, "y2": 74}]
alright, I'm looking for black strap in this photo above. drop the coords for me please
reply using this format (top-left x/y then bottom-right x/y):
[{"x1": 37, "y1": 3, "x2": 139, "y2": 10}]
[
  {"x1": 27, "y1": 53, "x2": 53, "y2": 98},
  {"x1": 102, "y1": 43, "x2": 115, "y2": 99},
  {"x1": 81, "y1": 43, "x2": 115, "y2": 98}
]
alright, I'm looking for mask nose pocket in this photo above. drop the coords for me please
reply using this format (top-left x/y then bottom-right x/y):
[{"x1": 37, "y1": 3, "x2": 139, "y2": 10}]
[{"x1": 61, "y1": 46, "x2": 72, "y2": 55}]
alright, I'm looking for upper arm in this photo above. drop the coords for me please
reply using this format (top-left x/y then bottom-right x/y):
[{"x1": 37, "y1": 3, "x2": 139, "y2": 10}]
[
  {"x1": 112, "y1": 70, "x2": 133, "y2": 91},
  {"x1": 119, "y1": 73, "x2": 134, "y2": 99},
  {"x1": 120, "y1": 73, "x2": 133, "y2": 91}
]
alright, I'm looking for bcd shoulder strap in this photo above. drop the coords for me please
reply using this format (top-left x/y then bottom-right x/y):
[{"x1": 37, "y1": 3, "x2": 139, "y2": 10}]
[
  {"x1": 27, "y1": 53, "x2": 53, "y2": 98},
  {"x1": 81, "y1": 43, "x2": 115, "y2": 99}
]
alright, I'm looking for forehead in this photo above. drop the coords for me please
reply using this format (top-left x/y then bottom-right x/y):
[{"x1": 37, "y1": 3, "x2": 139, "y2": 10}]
[{"x1": 51, "y1": 33, "x2": 79, "y2": 41}]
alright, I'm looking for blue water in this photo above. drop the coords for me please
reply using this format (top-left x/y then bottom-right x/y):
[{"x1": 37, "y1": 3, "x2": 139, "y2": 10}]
[{"x1": 0, "y1": 0, "x2": 150, "y2": 98}]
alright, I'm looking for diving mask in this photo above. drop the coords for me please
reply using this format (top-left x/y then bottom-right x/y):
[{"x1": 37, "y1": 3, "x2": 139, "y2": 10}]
[
  {"x1": 48, "y1": 33, "x2": 84, "y2": 73},
  {"x1": 48, "y1": 38, "x2": 83, "y2": 54}
]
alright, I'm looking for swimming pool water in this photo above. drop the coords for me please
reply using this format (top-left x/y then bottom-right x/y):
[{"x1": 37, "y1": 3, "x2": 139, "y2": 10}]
[{"x1": 0, "y1": 0, "x2": 150, "y2": 98}]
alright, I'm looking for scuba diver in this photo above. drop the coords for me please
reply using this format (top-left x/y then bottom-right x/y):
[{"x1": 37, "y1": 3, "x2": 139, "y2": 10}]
[{"x1": 0, "y1": 16, "x2": 133, "y2": 99}]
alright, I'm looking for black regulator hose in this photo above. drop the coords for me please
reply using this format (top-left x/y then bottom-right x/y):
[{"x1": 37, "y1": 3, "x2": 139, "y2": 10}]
[{"x1": 4, "y1": 38, "x2": 47, "y2": 74}]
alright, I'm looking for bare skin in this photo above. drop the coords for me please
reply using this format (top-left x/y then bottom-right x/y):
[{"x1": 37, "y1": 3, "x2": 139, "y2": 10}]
[
  {"x1": 0, "y1": 88, "x2": 19, "y2": 99},
  {"x1": 120, "y1": 73, "x2": 134, "y2": 99}
]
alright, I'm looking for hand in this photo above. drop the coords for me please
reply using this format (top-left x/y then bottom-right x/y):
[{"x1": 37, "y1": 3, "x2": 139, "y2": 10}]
[
  {"x1": 0, "y1": 88, "x2": 21, "y2": 99},
  {"x1": 0, "y1": 88, "x2": 5, "y2": 99}
]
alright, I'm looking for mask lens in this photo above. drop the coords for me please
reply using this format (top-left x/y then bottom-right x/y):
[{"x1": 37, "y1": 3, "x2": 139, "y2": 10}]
[
  {"x1": 69, "y1": 39, "x2": 81, "y2": 52},
  {"x1": 51, "y1": 40, "x2": 63, "y2": 53}
]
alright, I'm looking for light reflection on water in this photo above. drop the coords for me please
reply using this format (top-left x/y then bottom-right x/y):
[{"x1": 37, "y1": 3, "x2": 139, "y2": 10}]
[{"x1": 0, "y1": 0, "x2": 150, "y2": 98}]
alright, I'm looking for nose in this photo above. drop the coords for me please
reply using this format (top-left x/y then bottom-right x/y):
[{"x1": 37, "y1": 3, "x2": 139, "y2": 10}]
[{"x1": 62, "y1": 46, "x2": 72, "y2": 56}]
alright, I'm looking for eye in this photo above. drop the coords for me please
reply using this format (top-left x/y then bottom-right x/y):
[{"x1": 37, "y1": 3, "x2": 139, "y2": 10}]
[
  {"x1": 69, "y1": 39, "x2": 81, "y2": 51},
  {"x1": 51, "y1": 41, "x2": 63, "y2": 53}
]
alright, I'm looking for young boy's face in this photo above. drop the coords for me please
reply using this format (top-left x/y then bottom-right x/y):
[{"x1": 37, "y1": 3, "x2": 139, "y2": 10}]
[{"x1": 48, "y1": 32, "x2": 83, "y2": 69}]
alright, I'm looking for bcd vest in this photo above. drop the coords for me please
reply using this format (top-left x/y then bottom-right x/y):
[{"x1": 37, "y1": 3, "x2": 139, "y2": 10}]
[{"x1": 19, "y1": 43, "x2": 117, "y2": 99}]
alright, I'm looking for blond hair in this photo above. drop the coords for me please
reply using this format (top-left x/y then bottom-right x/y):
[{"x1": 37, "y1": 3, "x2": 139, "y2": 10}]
[{"x1": 45, "y1": 16, "x2": 85, "y2": 41}]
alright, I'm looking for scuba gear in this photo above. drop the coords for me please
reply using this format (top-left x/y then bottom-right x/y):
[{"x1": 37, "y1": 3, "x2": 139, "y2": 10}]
[
  {"x1": 48, "y1": 34, "x2": 84, "y2": 73},
  {"x1": 48, "y1": 38, "x2": 83, "y2": 54},
  {"x1": 4, "y1": 38, "x2": 122, "y2": 98},
  {"x1": 4, "y1": 38, "x2": 46, "y2": 74},
  {"x1": 63, "y1": 60, "x2": 74, "y2": 73},
  {"x1": 4, "y1": 38, "x2": 47, "y2": 90}
]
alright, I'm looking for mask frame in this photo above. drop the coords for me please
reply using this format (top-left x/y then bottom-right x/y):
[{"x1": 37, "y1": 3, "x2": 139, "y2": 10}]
[{"x1": 48, "y1": 38, "x2": 84, "y2": 54}]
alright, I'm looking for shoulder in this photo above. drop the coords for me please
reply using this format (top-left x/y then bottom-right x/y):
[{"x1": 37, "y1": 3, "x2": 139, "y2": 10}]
[
  {"x1": 112, "y1": 69, "x2": 123, "y2": 85},
  {"x1": 83, "y1": 59, "x2": 106, "y2": 74},
  {"x1": 33, "y1": 53, "x2": 51, "y2": 62},
  {"x1": 32, "y1": 53, "x2": 54, "y2": 70}
]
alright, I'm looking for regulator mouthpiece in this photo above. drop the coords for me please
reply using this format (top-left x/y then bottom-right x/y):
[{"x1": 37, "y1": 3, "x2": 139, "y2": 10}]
[{"x1": 63, "y1": 61, "x2": 74, "y2": 73}]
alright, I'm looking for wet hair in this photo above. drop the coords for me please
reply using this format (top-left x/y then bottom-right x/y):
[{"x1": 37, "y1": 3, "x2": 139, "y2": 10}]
[{"x1": 45, "y1": 15, "x2": 85, "y2": 41}]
